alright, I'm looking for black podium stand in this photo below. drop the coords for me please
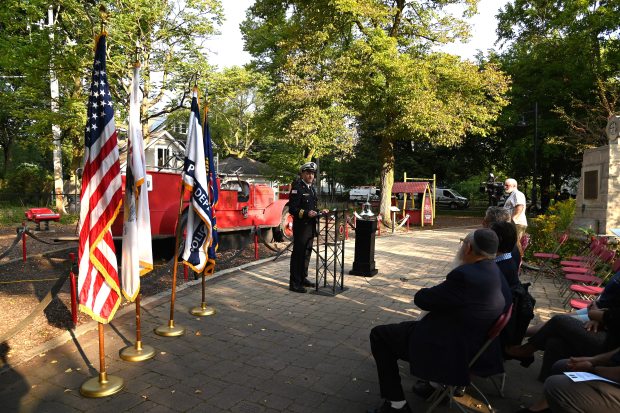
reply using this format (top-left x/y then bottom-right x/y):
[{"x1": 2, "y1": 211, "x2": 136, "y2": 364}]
[
  {"x1": 349, "y1": 219, "x2": 378, "y2": 276},
  {"x1": 314, "y1": 210, "x2": 347, "y2": 295}
]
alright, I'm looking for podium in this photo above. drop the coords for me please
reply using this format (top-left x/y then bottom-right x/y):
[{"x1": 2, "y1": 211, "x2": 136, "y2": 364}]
[
  {"x1": 314, "y1": 210, "x2": 346, "y2": 295},
  {"x1": 349, "y1": 219, "x2": 378, "y2": 276}
]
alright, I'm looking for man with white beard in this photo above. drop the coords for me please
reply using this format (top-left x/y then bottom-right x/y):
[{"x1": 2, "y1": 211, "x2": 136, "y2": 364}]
[
  {"x1": 503, "y1": 178, "x2": 528, "y2": 243},
  {"x1": 367, "y1": 229, "x2": 507, "y2": 413}
]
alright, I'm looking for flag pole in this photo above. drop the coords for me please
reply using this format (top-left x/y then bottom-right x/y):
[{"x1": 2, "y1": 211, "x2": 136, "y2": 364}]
[
  {"x1": 154, "y1": 182, "x2": 187, "y2": 337},
  {"x1": 80, "y1": 323, "x2": 124, "y2": 397},
  {"x1": 190, "y1": 271, "x2": 216, "y2": 316},
  {"x1": 190, "y1": 85, "x2": 216, "y2": 317},
  {"x1": 120, "y1": 293, "x2": 156, "y2": 360},
  {"x1": 120, "y1": 56, "x2": 156, "y2": 360}
]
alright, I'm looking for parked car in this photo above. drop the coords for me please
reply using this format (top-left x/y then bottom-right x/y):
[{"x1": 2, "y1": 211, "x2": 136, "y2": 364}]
[{"x1": 434, "y1": 188, "x2": 469, "y2": 209}]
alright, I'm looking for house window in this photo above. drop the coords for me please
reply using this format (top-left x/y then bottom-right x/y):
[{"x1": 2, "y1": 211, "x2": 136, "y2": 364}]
[
  {"x1": 173, "y1": 123, "x2": 187, "y2": 135},
  {"x1": 157, "y1": 147, "x2": 170, "y2": 169}
]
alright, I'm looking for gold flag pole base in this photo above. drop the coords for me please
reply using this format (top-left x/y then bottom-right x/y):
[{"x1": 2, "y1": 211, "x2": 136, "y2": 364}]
[
  {"x1": 119, "y1": 341, "x2": 155, "y2": 362},
  {"x1": 190, "y1": 302, "x2": 216, "y2": 317},
  {"x1": 154, "y1": 320, "x2": 185, "y2": 337},
  {"x1": 80, "y1": 372, "x2": 124, "y2": 398}
]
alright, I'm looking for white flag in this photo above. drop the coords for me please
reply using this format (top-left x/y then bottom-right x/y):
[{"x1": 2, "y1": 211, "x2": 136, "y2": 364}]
[
  {"x1": 180, "y1": 89, "x2": 213, "y2": 272},
  {"x1": 121, "y1": 64, "x2": 153, "y2": 301}
]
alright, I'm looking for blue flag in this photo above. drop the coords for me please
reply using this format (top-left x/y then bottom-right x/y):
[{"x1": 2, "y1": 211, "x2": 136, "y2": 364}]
[
  {"x1": 203, "y1": 100, "x2": 218, "y2": 275},
  {"x1": 180, "y1": 89, "x2": 213, "y2": 273}
]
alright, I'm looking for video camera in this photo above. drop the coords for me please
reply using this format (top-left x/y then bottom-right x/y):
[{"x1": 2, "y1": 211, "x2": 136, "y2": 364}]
[{"x1": 479, "y1": 174, "x2": 505, "y2": 206}]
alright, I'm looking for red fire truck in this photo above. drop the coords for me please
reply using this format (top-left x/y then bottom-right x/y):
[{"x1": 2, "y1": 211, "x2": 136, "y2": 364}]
[{"x1": 111, "y1": 170, "x2": 291, "y2": 249}]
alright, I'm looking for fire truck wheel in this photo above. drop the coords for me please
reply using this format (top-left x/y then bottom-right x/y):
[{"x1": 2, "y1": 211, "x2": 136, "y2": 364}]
[{"x1": 274, "y1": 208, "x2": 293, "y2": 242}]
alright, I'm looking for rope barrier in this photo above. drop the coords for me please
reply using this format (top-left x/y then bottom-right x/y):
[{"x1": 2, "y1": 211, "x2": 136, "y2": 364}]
[
  {"x1": 0, "y1": 271, "x2": 69, "y2": 343},
  {"x1": 396, "y1": 214, "x2": 410, "y2": 229},
  {"x1": 0, "y1": 277, "x2": 60, "y2": 284},
  {"x1": 0, "y1": 227, "x2": 24, "y2": 260},
  {"x1": 256, "y1": 227, "x2": 290, "y2": 254},
  {"x1": 23, "y1": 228, "x2": 68, "y2": 245},
  {"x1": 1, "y1": 223, "x2": 72, "y2": 263}
]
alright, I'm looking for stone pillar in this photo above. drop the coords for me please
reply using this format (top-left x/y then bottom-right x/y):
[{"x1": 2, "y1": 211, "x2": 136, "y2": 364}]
[{"x1": 573, "y1": 115, "x2": 620, "y2": 234}]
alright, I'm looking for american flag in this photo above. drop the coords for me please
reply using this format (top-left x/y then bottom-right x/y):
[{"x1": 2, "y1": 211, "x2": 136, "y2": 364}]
[{"x1": 78, "y1": 34, "x2": 123, "y2": 323}]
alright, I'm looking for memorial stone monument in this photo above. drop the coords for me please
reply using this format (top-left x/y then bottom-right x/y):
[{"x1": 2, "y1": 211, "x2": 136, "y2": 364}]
[{"x1": 573, "y1": 115, "x2": 620, "y2": 234}]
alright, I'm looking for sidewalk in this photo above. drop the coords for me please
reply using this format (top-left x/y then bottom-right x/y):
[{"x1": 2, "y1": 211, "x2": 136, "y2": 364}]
[{"x1": 0, "y1": 226, "x2": 562, "y2": 413}]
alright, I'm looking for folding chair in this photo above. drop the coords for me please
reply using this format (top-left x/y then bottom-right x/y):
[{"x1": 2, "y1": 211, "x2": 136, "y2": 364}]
[
  {"x1": 562, "y1": 258, "x2": 620, "y2": 308},
  {"x1": 559, "y1": 250, "x2": 616, "y2": 298},
  {"x1": 520, "y1": 233, "x2": 531, "y2": 254},
  {"x1": 569, "y1": 298, "x2": 592, "y2": 310},
  {"x1": 561, "y1": 238, "x2": 602, "y2": 266},
  {"x1": 532, "y1": 232, "x2": 569, "y2": 283},
  {"x1": 425, "y1": 305, "x2": 513, "y2": 413},
  {"x1": 540, "y1": 238, "x2": 605, "y2": 287}
]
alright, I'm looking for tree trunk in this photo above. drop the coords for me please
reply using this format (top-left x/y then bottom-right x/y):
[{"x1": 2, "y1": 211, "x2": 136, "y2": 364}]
[
  {"x1": 379, "y1": 137, "x2": 394, "y2": 226},
  {"x1": 48, "y1": 8, "x2": 65, "y2": 214}
]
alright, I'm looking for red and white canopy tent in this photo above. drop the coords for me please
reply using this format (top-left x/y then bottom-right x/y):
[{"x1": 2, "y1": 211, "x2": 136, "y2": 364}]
[{"x1": 391, "y1": 180, "x2": 434, "y2": 227}]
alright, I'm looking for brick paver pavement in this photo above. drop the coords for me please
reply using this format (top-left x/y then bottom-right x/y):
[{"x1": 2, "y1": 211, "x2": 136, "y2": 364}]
[{"x1": 1, "y1": 226, "x2": 566, "y2": 412}]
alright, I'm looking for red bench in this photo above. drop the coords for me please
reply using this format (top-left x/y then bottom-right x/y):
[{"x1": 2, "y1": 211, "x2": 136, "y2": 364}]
[{"x1": 25, "y1": 208, "x2": 61, "y2": 231}]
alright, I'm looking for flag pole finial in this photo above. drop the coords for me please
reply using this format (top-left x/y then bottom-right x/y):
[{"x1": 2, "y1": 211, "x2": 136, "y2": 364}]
[{"x1": 99, "y1": 5, "x2": 108, "y2": 34}]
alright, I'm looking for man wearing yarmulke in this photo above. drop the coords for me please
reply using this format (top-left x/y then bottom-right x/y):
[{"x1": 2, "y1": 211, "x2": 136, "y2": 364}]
[{"x1": 368, "y1": 228, "x2": 507, "y2": 413}]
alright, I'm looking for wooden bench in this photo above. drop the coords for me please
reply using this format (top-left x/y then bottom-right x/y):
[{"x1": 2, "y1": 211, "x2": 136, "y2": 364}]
[{"x1": 24, "y1": 208, "x2": 61, "y2": 231}]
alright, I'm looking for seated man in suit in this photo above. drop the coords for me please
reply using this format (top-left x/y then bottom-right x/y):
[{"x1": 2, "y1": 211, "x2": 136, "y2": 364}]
[{"x1": 368, "y1": 228, "x2": 507, "y2": 413}]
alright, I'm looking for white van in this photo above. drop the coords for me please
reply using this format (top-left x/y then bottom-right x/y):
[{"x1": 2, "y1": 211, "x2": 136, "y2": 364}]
[{"x1": 349, "y1": 186, "x2": 380, "y2": 201}]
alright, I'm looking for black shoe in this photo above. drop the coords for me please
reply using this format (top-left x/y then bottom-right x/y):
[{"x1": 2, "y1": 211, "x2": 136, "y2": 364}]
[
  {"x1": 289, "y1": 285, "x2": 307, "y2": 293},
  {"x1": 367, "y1": 400, "x2": 411, "y2": 413},
  {"x1": 504, "y1": 353, "x2": 535, "y2": 367},
  {"x1": 302, "y1": 278, "x2": 315, "y2": 287},
  {"x1": 412, "y1": 380, "x2": 436, "y2": 400},
  {"x1": 412, "y1": 380, "x2": 464, "y2": 401},
  {"x1": 454, "y1": 385, "x2": 466, "y2": 397},
  {"x1": 514, "y1": 408, "x2": 551, "y2": 413}
]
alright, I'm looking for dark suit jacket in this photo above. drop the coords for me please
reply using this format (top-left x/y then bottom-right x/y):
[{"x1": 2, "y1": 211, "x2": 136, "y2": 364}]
[
  {"x1": 410, "y1": 259, "x2": 506, "y2": 385},
  {"x1": 497, "y1": 257, "x2": 519, "y2": 289},
  {"x1": 287, "y1": 178, "x2": 318, "y2": 224}
]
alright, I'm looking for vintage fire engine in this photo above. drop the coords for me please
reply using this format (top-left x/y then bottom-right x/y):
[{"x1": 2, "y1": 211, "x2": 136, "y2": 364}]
[{"x1": 111, "y1": 170, "x2": 292, "y2": 249}]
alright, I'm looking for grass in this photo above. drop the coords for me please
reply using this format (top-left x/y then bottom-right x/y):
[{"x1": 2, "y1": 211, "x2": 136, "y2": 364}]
[{"x1": 0, "y1": 205, "x2": 78, "y2": 228}]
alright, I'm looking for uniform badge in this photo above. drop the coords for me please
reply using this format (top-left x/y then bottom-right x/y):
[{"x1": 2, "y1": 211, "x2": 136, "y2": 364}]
[{"x1": 291, "y1": 189, "x2": 297, "y2": 194}]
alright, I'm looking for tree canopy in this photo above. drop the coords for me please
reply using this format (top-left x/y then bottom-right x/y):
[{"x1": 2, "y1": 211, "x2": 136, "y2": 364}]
[
  {"x1": 494, "y1": 0, "x2": 620, "y2": 198},
  {"x1": 0, "y1": 0, "x2": 222, "y2": 209},
  {"x1": 243, "y1": 0, "x2": 510, "y2": 219}
]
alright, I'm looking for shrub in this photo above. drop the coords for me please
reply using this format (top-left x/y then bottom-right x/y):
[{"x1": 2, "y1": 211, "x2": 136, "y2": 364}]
[
  {"x1": 526, "y1": 199, "x2": 579, "y2": 260},
  {"x1": 2, "y1": 163, "x2": 53, "y2": 205}
]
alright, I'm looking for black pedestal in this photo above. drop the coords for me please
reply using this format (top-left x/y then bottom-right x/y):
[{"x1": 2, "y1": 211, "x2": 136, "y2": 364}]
[{"x1": 349, "y1": 219, "x2": 378, "y2": 277}]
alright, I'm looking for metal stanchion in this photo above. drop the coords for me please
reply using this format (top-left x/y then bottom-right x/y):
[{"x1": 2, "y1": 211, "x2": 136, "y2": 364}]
[
  {"x1": 254, "y1": 226, "x2": 259, "y2": 260},
  {"x1": 22, "y1": 224, "x2": 27, "y2": 262},
  {"x1": 69, "y1": 253, "x2": 78, "y2": 328}
]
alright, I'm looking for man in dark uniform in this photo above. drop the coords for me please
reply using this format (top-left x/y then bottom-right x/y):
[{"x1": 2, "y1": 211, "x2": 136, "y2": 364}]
[{"x1": 288, "y1": 162, "x2": 321, "y2": 293}]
